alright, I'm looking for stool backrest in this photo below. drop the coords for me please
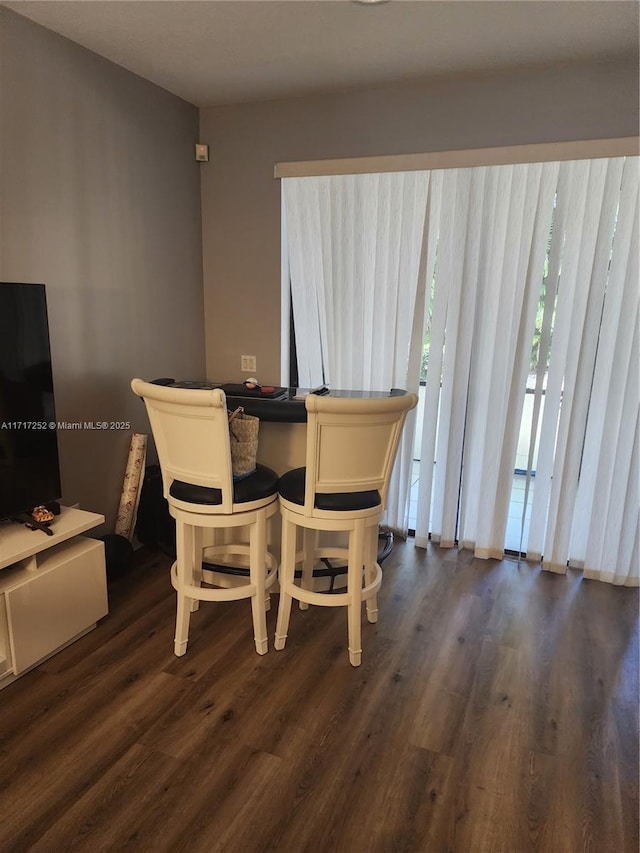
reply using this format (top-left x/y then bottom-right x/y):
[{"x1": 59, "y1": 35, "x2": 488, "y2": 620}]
[
  {"x1": 131, "y1": 379, "x2": 234, "y2": 511},
  {"x1": 303, "y1": 393, "x2": 418, "y2": 515}
]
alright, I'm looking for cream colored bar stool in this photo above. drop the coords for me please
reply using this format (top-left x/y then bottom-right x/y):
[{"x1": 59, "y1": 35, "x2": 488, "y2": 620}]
[
  {"x1": 274, "y1": 392, "x2": 417, "y2": 666},
  {"x1": 131, "y1": 379, "x2": 279, "y2": 657}
]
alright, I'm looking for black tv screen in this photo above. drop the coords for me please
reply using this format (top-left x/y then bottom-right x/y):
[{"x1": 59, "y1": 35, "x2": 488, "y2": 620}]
[{"x1": 0, "y1": 283, "x2": 62, "y2": 521}]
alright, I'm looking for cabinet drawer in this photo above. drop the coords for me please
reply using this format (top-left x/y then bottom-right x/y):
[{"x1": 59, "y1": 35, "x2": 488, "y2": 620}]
[{"x1": 6, "y1": 538, "x2": 107, "y2": 673}]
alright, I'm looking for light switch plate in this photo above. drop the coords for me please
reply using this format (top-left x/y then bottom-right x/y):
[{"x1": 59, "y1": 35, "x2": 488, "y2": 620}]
[{"x1": 241, "y1": 355, "x2": 257, "y2": 372}]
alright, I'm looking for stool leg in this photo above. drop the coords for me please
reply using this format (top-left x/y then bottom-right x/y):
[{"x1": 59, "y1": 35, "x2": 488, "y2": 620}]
[
  {"x1": 264, "y1": 516, "x2": 273, "y2": 613},
  {"x1": 299, "y1": 529, "x2": 317, "y2": 610},
  {"x1": 190, "y1": 526, "x2": 203, "y2": 613},
  {"x1": 275, "y1": 514, "x2": 296, "y2": 650},
  {"x1": 174, "y1": 521, "x2": 194, "y2": 657},
  {"x1": 347, "y1": 518, "x2": 365, "y2": 667},
  {"x1": 364, "y1": 525, "x2": 379, "y2": 624},
  {"x1": 250, "y1": 510, "x2": 269, "y2": 655}
]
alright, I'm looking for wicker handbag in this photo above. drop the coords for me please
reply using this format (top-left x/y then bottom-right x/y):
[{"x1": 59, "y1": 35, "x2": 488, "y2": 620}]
[{"x1": 228, "y1": 407, "x2": 259, "y2": 479}]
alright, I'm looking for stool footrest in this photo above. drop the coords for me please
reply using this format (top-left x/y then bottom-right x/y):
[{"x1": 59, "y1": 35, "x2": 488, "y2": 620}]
[
  {"x1": 171, "y1": 561, "x2": 258, "y2": 601},
  {"x1": 284, "y1": 558, "x2": 382, "y2": 608},
  {"x1": 201, "y1": 544, "x2": 278, "y2": 589}
]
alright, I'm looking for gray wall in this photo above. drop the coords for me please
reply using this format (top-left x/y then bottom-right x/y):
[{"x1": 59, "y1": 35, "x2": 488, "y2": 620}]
[
  {"x1": 200, "y1": 58, "x2": 639, "y2": 385},
  {"x1": 0, "y1": 9, "x2": 205, "y2": 529}
]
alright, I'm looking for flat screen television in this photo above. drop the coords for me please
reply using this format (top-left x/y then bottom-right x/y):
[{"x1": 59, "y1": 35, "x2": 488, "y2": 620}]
[{"x1": 0, "y1": 282, "x2": 62, "y2": 522}]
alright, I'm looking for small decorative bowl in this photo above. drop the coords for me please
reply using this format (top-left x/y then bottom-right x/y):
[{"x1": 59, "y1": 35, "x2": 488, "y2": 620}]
[{"x1": 31, "y1": 505, "x2": 55, "y2": 525}]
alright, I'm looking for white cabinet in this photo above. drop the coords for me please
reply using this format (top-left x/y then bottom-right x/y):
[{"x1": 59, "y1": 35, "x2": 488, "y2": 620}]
[{"x1": 0, "y1": 507, "x2": 108, "y2": 688}]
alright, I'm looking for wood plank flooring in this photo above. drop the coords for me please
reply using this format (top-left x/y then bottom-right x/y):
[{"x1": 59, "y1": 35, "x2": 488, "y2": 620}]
[{"x1": 0, "y1": 542, "x2": 637, "y2": 853}]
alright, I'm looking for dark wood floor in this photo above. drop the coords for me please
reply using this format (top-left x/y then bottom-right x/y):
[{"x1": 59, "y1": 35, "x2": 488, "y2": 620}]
[{"x1": 0, "y1": 542, "x2": 637, "y2": 853}]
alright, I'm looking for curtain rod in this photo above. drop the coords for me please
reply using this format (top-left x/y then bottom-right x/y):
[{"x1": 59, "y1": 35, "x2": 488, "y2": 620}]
[{"x1": 274, "y1": 137, "x2": 639, "y2": 179}]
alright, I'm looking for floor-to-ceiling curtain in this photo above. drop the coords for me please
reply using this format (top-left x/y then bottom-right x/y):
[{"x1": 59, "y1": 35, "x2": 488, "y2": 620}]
[
  {"x1": 283, "y1": 157, "x2": 639, "y2": 585},
  {"x1": 415, "y1": 156, "x2": 638, "y2": 586},
  {"x1": 415, "y1": 161, "x2": 560, "y2": 556},
  {"x1": 283, "y1": 172, "x2": 430, "y2": 534},
  {"x1": 524, "y1": 157, "x2": 639, "y2": 585}
]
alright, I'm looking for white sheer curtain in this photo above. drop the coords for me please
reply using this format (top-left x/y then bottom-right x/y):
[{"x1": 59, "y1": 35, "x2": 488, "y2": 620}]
[
  {"x1": 282, "y1": 172, "x2": 430, "y2": 533},
  {"x1": 551, "y1": 157, "x2": 638, "y2": 584},
  {"x1": 283, "y1": 157, "x2": 639, "y2": 585},
  {"x1": 524, "y1": 157, "x2": 639, "y2": 586},
  {"x1": 415, "y1": 162, "x2": 559, "y2": 554},
  {"x1": 415, "y1": 156, "x2": 638, "y2": 586}
]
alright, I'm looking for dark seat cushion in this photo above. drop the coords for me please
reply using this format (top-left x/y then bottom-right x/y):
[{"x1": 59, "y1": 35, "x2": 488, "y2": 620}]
[
  {"x1": 170, "y1": 463, "x2": 278, "y2": 506},
  {"x1": 278, "y1": 467, "x2": 381, "y2": 512}
]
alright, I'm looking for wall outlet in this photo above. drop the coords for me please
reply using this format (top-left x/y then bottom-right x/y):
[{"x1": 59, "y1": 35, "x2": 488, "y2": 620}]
[{"x1": 241, "y1": 355, "x2": 257, "y2": 372}]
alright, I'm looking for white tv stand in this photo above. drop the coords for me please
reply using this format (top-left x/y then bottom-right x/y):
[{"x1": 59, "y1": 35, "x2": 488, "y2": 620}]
[{"x1": 0, "y1": 506, "x2": 108, "y2": 689}]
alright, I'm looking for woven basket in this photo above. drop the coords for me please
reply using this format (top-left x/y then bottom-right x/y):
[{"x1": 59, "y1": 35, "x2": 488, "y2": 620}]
[{"x1": 228, "y1": 408, "x2": 259, "y2": 479}]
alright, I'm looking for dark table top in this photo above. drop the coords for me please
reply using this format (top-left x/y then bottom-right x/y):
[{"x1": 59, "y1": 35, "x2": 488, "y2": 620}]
[{"x1": 151, "y1": 378, "x2": 406, "y2": 423}]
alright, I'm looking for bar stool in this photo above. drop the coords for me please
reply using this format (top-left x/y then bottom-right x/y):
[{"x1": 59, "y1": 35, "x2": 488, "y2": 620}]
[
  {"x1": 131, "y1": 379, "x2": 279, "y2": 657},
  {"x1": 274, "y1": 392, "x2": 417, "y2": 666}
]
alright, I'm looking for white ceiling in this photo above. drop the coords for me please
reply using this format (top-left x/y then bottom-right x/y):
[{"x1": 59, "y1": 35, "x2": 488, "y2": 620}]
[{"x1": 3, "y1": 0, "x2": 638, "y2": 108}]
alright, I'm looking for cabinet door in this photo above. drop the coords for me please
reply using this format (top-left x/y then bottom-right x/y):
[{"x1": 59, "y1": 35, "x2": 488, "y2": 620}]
[{"x1": 6, "y1": 538, "x2": 107, "y2": 674}]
